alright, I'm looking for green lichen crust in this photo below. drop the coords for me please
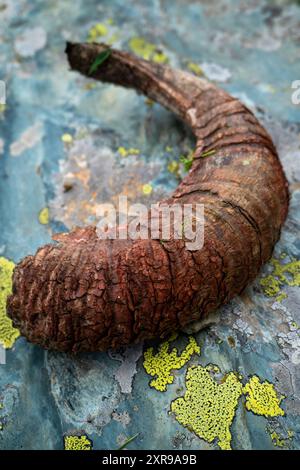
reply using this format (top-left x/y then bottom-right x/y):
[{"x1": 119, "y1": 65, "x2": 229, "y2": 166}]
[
  {"x1": 0, "y1": 257, "x2": 19, "y2": 348},
  {"x1": 171, "y1": 365, "x2": 243, "y2": 450}
]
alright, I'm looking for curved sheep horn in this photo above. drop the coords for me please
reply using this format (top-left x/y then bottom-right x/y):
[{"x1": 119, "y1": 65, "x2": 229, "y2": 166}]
[{"x1": 7, "y1": 43, "x2": 289, "y2": 352}]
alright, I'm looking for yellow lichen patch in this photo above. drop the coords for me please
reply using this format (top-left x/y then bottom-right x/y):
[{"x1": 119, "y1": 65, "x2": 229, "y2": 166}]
[
  {"x1": 267, "y1": 427, "x2": 294, "y2": 448},
  {"x1": 64, "y1": 435, "x2": 92, "y2": 450},
  {"x1": 260, "y1": 256, "x2": 300, "y2": 301},
  {"x1": 171, "y1": 365, "x2": 243, "y2": 450},
  {"x1": 152, "y1": 51, "x2": 169, "y2": 64},
  {"x1": 129, "y1": 37, "x2": 155, "y2": 60},
  {"x1": 87, "y1": 21, "x2": 118, "y2": 45},
  {"x1": 0, "y1": 257, "x2": 19, "y2": 349},
  {"x1": 87, "y1": 22, "x2": 108, "y2": 42},
  {"x1": 276, "y1": 292, "x2": 288, "y2": 302},
  {"x1": 142, "y1": 183, "x2": 153, "y2": 196},
  {"x1": 143, "y1": 335, "x2": 200, "y2": 392},
  {"x1": 38, "y1": 207, "x2": 49, "y2": 225},
  {"x1": 260, "y1": 275, "x2": 280, "y2": 297},
  {"x1": 145, "y1": 98, "x2": 154, "y2": 106},
  {"x1": 84, "y1": 82, "x2": 97, "y2": 91},
  {"x1": 61, "y1": 133, "x2": 73, "y2": 144},
  {"x1": 167, "y1": 161, "x2": 179, "y2": 175},
  {"x1": 117, "y1": 146, "x2": 140, "y2": 158},
  {"x1": 206, "y1": 364, "x2": 220, "y2": 373},
  {"x1": 243, "y1": 376, "x2": 285, "y2": 417},
  {"x1": 270, "y1": 431, "x2": 286, "y2": 448},
  {"x1": 129, "y1": 37, "x2": 169, "y2": 63},
  {"x1": 187, "y1": 62, "x2": 203, "y2": 76}
]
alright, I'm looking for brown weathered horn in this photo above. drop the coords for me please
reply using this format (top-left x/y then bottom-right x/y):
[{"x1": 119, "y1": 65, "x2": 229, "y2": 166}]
[{"x1": 7, "y1": 43, "x2": 289, "y2": 352}]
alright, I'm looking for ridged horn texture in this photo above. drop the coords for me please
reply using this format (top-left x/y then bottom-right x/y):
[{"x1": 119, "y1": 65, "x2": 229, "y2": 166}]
[{"x1": 7, "y1": 43, "x2": 289, "y2": 352}]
